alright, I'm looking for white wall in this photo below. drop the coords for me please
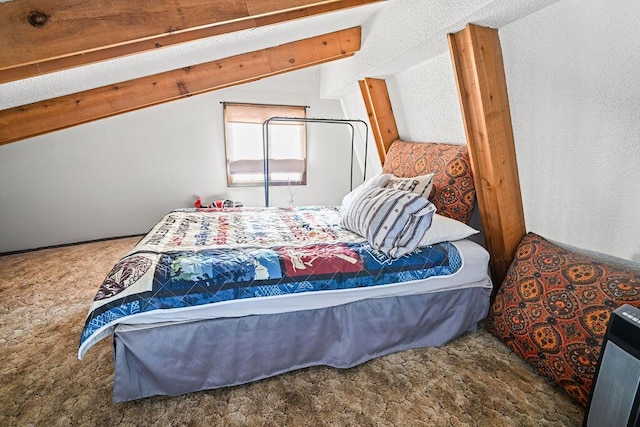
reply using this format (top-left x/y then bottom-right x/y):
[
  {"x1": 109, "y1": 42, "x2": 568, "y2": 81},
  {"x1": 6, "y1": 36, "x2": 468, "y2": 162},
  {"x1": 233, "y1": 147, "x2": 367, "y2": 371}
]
[
  {"x1": 331, "y1": 52, "x2": 466, "y2": 175},
  {"x1": 501, "y1": 0, "x2": 640, "y2": 261},
  {"x1": 324, "y1": 0, "x2": 640, "y2": 262},
  {"x1": 0, "y1": 67, "x2": 356, "y2": 253},
  {"x1": 387, "y1": 54, "x2": 465, "y2": 144}
]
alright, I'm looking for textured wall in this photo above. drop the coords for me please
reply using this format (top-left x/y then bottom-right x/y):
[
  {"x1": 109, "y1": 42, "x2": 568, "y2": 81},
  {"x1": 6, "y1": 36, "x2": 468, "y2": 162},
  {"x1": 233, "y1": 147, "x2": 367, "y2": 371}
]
[
  {"x1": 501, "y1": 0, "x2": 640, "y2": 261},
  {"x1": 387, "y1": 53, "x2": 465, "y2": 145},
  {"x1": 325, "y1": 0, "x2": 640, "y2": 262}
]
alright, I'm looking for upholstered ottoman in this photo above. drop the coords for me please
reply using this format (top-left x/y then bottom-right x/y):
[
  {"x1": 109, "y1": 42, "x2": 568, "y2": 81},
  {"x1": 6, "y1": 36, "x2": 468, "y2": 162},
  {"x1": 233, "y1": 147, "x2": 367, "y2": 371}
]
[{"x1": 485, "y1": 232, "x2": 640, "y2": 406}]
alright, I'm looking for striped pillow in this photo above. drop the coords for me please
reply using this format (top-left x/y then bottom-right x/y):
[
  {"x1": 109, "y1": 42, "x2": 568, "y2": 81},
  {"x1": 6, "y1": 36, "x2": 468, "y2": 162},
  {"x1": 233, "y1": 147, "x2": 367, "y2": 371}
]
[{"x1": 341, "y1": 186, "x2": 436, "y2": 258}]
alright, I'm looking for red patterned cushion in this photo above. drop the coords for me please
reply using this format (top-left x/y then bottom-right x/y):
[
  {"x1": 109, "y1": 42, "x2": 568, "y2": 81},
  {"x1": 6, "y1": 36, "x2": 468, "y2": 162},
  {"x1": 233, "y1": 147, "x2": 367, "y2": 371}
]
[
  {"x1": 485, "y1": 232, "x2": 640, "y2": 406},
  {"x1": 382, "y1": 140, "x2": 475, "y2": 224}
]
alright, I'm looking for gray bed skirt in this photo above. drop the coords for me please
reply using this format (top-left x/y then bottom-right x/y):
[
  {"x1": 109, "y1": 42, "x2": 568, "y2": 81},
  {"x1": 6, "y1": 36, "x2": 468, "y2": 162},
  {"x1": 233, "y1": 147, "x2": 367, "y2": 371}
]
[{"x1": 112, "y1": 286, "x2": 491, "y2": 402}]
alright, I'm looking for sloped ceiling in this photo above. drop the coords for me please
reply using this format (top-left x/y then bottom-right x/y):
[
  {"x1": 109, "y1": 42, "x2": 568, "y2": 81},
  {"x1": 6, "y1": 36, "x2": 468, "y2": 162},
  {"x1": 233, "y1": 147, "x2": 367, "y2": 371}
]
[
  {"x1": 0, "y1": 0, "x2": 560, "y2": 143},
  {"x1": 321, "y1": 0, "x2": 561, "y2": 97},
  {"x1": 0, "y1": 1, "x2": 384, "y2": 110}
]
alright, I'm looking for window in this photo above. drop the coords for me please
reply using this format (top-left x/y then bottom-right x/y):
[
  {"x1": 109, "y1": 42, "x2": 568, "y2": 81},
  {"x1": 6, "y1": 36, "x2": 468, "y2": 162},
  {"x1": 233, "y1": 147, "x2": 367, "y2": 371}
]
[{"x1": 223, "y1": 102, "x2": 307, "y2": 187}]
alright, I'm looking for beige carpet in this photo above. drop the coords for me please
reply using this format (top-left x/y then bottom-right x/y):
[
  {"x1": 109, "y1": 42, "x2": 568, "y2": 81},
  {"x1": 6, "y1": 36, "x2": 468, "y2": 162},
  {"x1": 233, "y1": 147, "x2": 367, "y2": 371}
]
[{"x1": 0, "y1": 237, "x2": 584, "y2": 426}]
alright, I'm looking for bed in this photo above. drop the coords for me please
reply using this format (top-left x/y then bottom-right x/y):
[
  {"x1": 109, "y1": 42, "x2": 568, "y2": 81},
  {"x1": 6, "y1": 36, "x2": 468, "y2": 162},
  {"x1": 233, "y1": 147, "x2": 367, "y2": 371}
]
[{"x1": 78, "y1": 140, "x2": 493, "y2": 402}]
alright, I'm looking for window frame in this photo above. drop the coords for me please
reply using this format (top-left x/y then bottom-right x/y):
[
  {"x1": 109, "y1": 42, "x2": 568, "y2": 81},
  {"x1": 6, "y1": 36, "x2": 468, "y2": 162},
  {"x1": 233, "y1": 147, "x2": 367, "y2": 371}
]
[{"x1": 223, "y1": 102, "x2": 308, "y2": 187}]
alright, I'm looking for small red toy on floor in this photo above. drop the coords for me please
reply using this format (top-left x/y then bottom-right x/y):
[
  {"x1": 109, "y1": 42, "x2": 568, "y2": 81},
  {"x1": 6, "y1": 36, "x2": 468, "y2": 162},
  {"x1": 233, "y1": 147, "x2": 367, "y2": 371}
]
[{"x1": 194, "y1": 196, "x2": 234, "y2": 208}]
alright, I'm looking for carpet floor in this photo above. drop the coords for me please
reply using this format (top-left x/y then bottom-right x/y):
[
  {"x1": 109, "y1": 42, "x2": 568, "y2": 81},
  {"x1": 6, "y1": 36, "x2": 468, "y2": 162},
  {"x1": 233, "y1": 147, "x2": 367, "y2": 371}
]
[{"x1": 0, "y1": 237, "x2": 584, "y2": 426}]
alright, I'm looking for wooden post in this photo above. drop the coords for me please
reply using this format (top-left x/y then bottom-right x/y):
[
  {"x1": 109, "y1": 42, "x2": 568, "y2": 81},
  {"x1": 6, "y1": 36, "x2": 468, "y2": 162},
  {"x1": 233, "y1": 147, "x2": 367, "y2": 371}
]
[
  {"x1": 448, "y1": 23, "x2": 526, "y2": 288},
  {"x1": 358, "y1": 77, "x2": 399, "y2": 164}
]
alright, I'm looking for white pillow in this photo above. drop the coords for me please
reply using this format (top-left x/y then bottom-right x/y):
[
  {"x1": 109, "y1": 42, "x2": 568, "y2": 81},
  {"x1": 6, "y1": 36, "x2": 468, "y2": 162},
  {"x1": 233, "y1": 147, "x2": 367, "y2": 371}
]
[
  {"x1": 384, "y1": 173, "x2": 434, "y2": 200},
  {"x1": 418, "y1": 214, "x2": 479, "y2": 246},
  {"x1": 341, "y1": 186, "x2": 436, "y2": 258}
]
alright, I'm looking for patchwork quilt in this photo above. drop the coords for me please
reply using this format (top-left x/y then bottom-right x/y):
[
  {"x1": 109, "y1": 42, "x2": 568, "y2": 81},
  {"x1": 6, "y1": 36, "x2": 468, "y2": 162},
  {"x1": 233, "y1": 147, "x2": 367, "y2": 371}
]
[{"x1": 78, "y1": 206, "x2": 463, "y2": 359}]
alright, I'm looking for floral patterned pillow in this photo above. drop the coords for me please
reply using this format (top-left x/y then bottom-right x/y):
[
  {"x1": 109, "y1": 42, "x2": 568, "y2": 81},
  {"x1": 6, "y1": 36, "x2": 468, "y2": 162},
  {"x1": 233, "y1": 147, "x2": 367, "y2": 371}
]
[
  {"x1": 485, "y1": 232, "x2": 640, "y2": 406},
  {"x1": 382, "y1": 140, "x2": 475, "y2": 224}
]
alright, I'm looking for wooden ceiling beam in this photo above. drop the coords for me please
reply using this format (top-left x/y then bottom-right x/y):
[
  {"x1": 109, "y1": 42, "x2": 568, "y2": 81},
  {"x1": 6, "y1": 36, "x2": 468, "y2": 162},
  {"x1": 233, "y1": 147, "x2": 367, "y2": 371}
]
[
  {"x1": 0, "y1": 27, "x2": 361, "y2": 146},
  {"x1": 0, "y1": 0, "x2": 381, "y2": 83}
]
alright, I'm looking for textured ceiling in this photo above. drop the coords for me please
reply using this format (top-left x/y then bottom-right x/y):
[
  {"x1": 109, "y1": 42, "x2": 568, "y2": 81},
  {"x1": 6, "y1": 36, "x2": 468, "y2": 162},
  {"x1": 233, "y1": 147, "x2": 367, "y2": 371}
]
[
  {"x1": 321, "y1": 0, "x2": 561, "y2": 97},
  {"x1": 0, "y1": 0, "x2": 560, "y2": 110}
]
